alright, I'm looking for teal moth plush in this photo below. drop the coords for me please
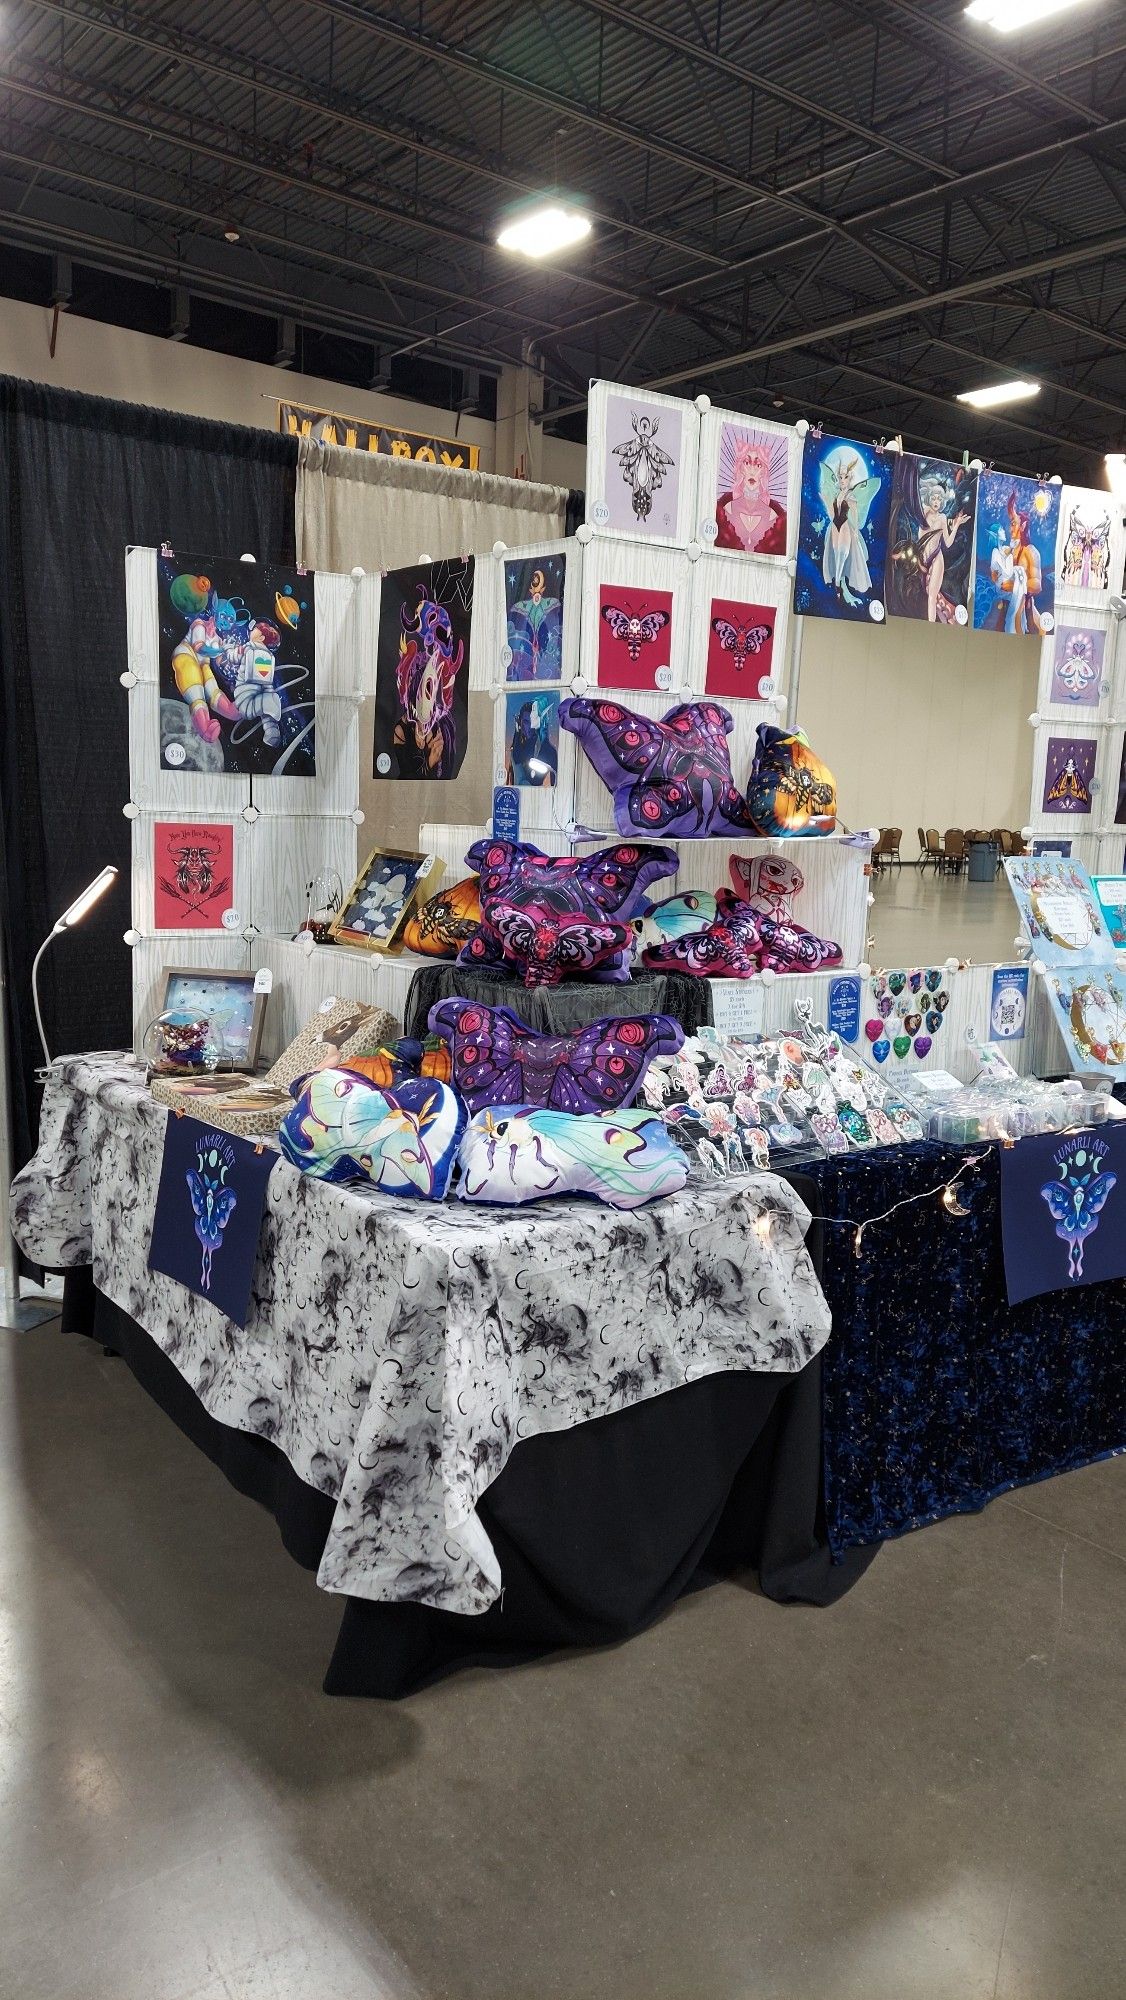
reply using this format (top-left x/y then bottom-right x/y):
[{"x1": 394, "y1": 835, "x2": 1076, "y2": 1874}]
[
  {"x1": 456, "y1": 1105, "x2": 687, "y2": 1210},
  {"x1": 279, "y1": 1068, "x2": 465, "y2": 1198}
]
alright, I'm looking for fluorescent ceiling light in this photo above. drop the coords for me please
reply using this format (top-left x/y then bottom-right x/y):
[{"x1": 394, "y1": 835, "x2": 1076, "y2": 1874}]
[
  {"x1": 965, "y1": 0, "x2": 1093, "y2": 31},
  {"x1": 956, "y1": 378, "x2": 1041, "y2": 410},
  {"x1": 1106, "y1": 454, "x2": 1126, "y2": 500},
  {"x1": 496, "y1": 204, "x2": 592, "y2": 258}
]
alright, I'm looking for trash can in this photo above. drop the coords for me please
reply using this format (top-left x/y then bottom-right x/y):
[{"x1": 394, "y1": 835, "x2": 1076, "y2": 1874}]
[{"x1": 968, "y1": 839, "x2": 997, "y2": 882}]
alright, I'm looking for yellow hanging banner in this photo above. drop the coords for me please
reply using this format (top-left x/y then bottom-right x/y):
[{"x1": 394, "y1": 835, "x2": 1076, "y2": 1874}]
[{"x1": 278, "y1": 400, "x2": 480, "y2": 471}]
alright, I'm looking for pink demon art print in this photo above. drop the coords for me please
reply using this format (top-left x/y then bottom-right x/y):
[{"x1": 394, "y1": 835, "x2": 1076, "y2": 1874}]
[
  {"x1": 373, "y1": 557, "x2": 474, "y2": 780},
  {"x1": 713, "y1": 421, "x2": 791, "y2": 557}
]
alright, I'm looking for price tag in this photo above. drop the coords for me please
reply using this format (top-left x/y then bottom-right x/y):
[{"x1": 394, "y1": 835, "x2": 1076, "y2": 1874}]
[
  {"x1": 710, "y1": 981, "x2": 765, "y2": 1037},
  {"x1": 221, "y1": 907, "x2": 242, "y2": 932},
  {"x1": 492, "y1": 786, "x2": 520, "y2": 843},
  {"x1": 253, "y1": 967, "x2": 273, "y2": 993}
]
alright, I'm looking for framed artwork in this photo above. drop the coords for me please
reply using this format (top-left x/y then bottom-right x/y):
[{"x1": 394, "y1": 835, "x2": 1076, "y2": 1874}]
[
  {"x1": 708, "y1": 419, "x2": 791, "y2": 556},
  {"x1": 157, "y1": 967, "x2": 268, "y2": 1070},
  {"x1": 885, "y1": 455, "x2": 977, "y2": 625},
  {"x1": 373, "y1": 557, "x2": 474, "y2": 780},
  {"x1": 328, "y1": 845, "x2": 441, "y2": 953},
  {"x1": 1042, "y1": 735, "x2": 1095, "y2": 815},
  {"x1": 157, "y1": 551, "x2": 315, "y2": 777},
  {"x1": 504, "y1": 554, "x2": 566, "y2": 682},
  {"x1": 153, "y1": 821, "x2": 235, "y2": 930},
  {"x1": 704, "y1": 596, "x2": 776, "y2": 697},
  {"x1": 585, "y1": 382, "x2": 697, "y2": 545},
  {"x1": 1058, "y1": 489, "x2": 1114, "y2": 594},
  {"x1": 793, "y1": 431, "x2": 891, "y2": 623},
  {"x1": 972, "y1": 472, "x2": 1059, "y2": 636},
  {"x1": 504, "y1": 690, "x2": 559, "y2": 787},
  {"x1": 1050, "y1": 625, "x2": 1106, "y2": 707},
  {"x1": 597, "y1": 582, "x2": 674, "y2": 690}
]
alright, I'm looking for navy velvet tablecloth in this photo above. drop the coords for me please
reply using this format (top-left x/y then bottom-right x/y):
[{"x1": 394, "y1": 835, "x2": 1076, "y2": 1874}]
[{"x1": 810, "y1": 1142, "x2": 1126, "y2": 1557}]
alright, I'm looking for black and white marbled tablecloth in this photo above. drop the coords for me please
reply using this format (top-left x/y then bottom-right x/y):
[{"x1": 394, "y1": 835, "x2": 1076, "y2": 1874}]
[{"x1": 11, "y1": 1053, "x2": 831, "y2": 1615}]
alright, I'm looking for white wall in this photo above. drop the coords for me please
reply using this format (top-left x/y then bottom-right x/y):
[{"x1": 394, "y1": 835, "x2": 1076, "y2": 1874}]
[
  {"x1": 799, "y1": 613, "x2": 1037, "y2": 849},
  {"x1": 0, "y1": 296, "x2": 587, "y2": 488}
]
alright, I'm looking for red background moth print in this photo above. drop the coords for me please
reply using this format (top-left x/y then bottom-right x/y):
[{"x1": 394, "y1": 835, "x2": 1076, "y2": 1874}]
[
  {"x1": 596, "y1": 583, "x2": 674, "y2": 689},
  {"x1": 154, "y1": 820, "x2": 234, "y2": 928},
  {"x1": 704, "y1": 597, "x2": 776, "y2": 697}
]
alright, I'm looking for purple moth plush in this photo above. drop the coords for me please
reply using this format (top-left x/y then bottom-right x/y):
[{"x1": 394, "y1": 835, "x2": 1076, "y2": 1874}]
[
  {"x1": 559, "y1": 696, "x2": 761, "y2": 838},
  {"x1": 457, "y1": 836, "x2": 678, "y2": 988},
  {"x1": 429, "y1": 999, "x2": 683, "y2": 1115}
]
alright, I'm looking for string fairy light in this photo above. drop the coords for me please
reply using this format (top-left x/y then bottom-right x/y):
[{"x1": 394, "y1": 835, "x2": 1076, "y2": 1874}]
[{"x1": 815, "y1": 1152, "x2": 990, "y2": 1259}]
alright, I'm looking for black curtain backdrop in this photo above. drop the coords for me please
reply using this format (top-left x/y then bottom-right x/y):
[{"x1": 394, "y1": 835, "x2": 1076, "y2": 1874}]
[{"x1": 0, "y1": 377, "x2": 297, "y2": 1170}]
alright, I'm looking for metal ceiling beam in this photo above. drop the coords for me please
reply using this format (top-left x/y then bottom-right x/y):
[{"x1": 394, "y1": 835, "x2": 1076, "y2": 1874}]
[
  {"x1": 880, "y1": 0, "x2": 1106, "y2": 129},
  {"x1": 571, "y1": 0, "x2": 957, "y2": 179},
  {"x1": 544, "y1": 226, "x2": 1126, "y2": 417},
  {"x1": 19, "y1": 0, "x2": 729, "y2": 271},
  {"x1": 295, "y1": 0, "x2": 936, "y2": 301}
]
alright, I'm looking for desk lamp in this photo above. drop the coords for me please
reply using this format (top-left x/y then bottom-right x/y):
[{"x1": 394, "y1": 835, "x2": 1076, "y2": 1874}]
[{"x1": 31, "y1": 865, "x2": 119, "y2": 1065}]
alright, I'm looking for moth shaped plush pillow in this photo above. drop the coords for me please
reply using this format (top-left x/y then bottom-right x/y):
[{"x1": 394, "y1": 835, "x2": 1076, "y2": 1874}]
[
  {"x1": 428, "y1": 1000, "x2": 683, "y2": 1115},
  {"x1": 745, "y1": 725, "x2": 837, "y2": 836},
  {"x1": 643, "y1": 889, "x2": 842, "y2": 978},
  {"x1": 559, "y1": 696, "x2": 760, "y2": 839},
  {"x1": 278, "y1": 1070, "x2": 465, "y2": 1198},
  {"x1": 400, "y1": 875, "x2": 481, "y2": 958},
  {"x1": 458, "y1": 837, "x2": 678, "y2": 988},
  {"x1": 457, "y1": 1106, "x2": 688, "y2": 1210}
]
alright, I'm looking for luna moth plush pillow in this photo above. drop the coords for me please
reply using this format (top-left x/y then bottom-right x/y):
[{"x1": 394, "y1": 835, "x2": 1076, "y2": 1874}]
[
  {"x1": 400, "y1": 875, "x2": 481, "y2": 958},
  {"x1": 278, "y1": 1068, "x2": 465, "y2": 1198},
  {"x1": 457, "y1": 837, "x2": 678, "y2": 988},
  {"x1": 745, "y1": 725, "x2": 837, "y2": 836},
  {"x1": 457, "y1": 1106, "x2": 688, "y2": 1209},
  {"x1": 643, "y1": 888, "x2": 842, "y2": 978},
  {"x1": 428, "y1": 1000, "x2": 683, "y2": 1114},
  {"x1": 559, "y1": 696, "x2": 760, "y2": 838}
]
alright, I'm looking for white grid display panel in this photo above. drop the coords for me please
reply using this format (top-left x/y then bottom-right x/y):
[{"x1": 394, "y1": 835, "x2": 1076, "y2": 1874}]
[
  {"x1": 131, "y1": 934, "x2": 252, "y2": 1057},
  {"x1": 693, "y1": 404, "x2": 800, "y2": 561},
  {"x1": 250, "y1": 813, "x2": 359, "y2": 939},
  {"x1": 568, "y1": 688, "x2": 762, "y2": 838},
  {"x1": 687, "y1": 547, "x2": 793, "y2": 714},
  {"x1": 585, "y1": 381, "x2": 700, "y2": 548},
  {"x1": 251, "y1": 569, "x2": 362, "y2": 822},
  {"x1": 468, "y1": 538, "x2": 582, "y2": 692},
  {"x1": 576, "y1": 535, "x2": 696, "y2": 698},
  {"x1": 130, "y1": 809, "x2": 252, "y2": 941},
  {"x1": 251, "y1": 936, "x2": 417, "y2": 1054}
]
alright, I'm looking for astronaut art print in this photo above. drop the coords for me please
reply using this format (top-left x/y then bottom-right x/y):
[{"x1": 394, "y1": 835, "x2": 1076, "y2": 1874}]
[{"x1": 158, "y1": 552, "x2": 316, "y2": 777}]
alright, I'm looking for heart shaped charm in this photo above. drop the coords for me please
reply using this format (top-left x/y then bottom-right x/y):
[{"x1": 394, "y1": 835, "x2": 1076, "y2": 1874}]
[
  {"x1": 864, "y1": 1019, "x2": 883, "y2": 1042},
  {"x1": 892, "y1": 1033, "x2": 911, "y2": 1059},
  {"x1": 925, "y1": 969, "x2": 942, "y2": 992},
  {"x1": 872, "y1": 974, "x2": 888, "y2": 999},
  {"x1": 925, "y1": 1009, "x2": 942, "y2": 1034},
  {"x1": 934, "y1": 990, "x2": 949, "y2": 1013},
  {"x1": 913, "y1": 1034, "x2": 932, "y2": 1058},
  {"x1": 871, "y1": 1038, "x2": 890, "y2": 1063},
  {"x1": 908, "y1": 970, "x2": 922, "y2": 992},
  {"x1": 888, "y1": 971, "x2": 906, "y2": 995},
  {"x1": 904, "y1": 1012, "x2": 922, "y2": 1035},
  {"x1": 878, "y1": 994, "x2": 894, "y2": 1018}
]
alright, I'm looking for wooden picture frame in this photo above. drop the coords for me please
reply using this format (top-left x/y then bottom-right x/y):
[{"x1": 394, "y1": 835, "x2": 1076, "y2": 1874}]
[
  {"x1": 328, "y1": 844, "x2": 443, "y2": 955},
  {"x1": 158, "y1": 966, "x2": 268, "y2": 1070}
]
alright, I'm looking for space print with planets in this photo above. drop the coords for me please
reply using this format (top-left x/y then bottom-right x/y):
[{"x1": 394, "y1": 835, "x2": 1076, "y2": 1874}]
[{"x1": 158, "y1": 552, "x2": 316, "y2": 778}]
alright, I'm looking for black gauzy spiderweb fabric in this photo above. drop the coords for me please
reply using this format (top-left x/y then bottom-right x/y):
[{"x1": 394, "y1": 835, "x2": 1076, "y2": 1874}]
[{"x1": 0, "y1": 377, "x2": 297, "y2": 1169}]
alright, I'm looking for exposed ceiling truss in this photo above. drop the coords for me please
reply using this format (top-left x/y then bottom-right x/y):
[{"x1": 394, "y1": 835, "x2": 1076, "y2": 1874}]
[{"x1": 0, "y1": 0, "x2": 1123, "y2": 477}]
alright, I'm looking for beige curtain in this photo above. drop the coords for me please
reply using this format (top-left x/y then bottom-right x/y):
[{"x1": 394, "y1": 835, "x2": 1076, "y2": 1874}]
[{"x1": 295, "y1": 437, "x2": 570, "y2": 571}]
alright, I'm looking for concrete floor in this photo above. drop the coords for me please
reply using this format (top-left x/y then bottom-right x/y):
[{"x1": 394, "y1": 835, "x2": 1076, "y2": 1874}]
[
  {"x1": 869, "y1": 864, "x2": 1022, "y2": 968},
  {"x1": 1, "y1": 1317, "x2": 1123, "y2": 2000}
]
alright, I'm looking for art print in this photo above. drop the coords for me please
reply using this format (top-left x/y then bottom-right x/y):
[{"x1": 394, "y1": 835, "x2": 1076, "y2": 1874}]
[
  {"x1": 148, "y1": 1117, "x2": 276, "y2": 1326},
  {"x1": 704, "y1": 596, "x2": 776, "y2": 698},
  {"x1": 373, "y1": 557, "x2": 473, "y2": 779},
  {"x1": 160, "y1": 968, "x2": 266, "y2": 1069},
  {"x1": 972, "y1": 472, "x2": 1059, "y2": 636},
  {"x1": 1050, "y1": 625, "x2": 1106, "y2": 706},
  {"x1": 1003, "y1": 856, "x2": 1113, "y2": 966},
  {"x1": 153, "y1": 821, "x2": 234, "y2": 929},
  {"x1": 1059, "y1": 493, "x2": 1113, "y2": 593},
  {"x1": 1042, "y1": 736, "x2": 1094, "y2": 815},
  {"x1": 885, "y1": 455, "x2": 976, "y2": 624},
  {"x1": 504, "y1": 554, "x2": 565, "y2": 682},
  {"x1": 713, "y1": 421, "x2": 790, "y2": 556},
  {"x1": 596, "y1": 582, "x2": 674, "y2": 689},
  {"x1": 329, "y1": 845, "x2": 438, "y2": 952},
  {"x1": 601, "y1": 394, "x2": 682, "y2": 534},
  {"x1": 158, "y1": 552, "x2": 315, "y2": 777},
  {"x1": 1000, "y1": 1127, "x2": 1126, "y2": 1304},
  {"x1": 1047, "y1": 969, "x2": 1126, "y2": 1076},
  {"x1": 504, "y1": 691, "x2": 559, "y2": 788},
  {"x1": 793, "y1": 431, "x2": 891, "y2": 622}
]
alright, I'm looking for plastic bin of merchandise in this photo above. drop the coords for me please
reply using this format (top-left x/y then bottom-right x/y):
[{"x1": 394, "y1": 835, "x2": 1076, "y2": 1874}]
[{"x1": 968, "y1": 839, "x2": 998, "y2": 883}]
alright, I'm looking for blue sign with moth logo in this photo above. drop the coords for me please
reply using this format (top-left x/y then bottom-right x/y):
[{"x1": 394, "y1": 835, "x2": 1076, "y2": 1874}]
[
  {"x1": 148, "y1": 1116, "x2": 276, "y2": 1326},
  {"x1": 1000, "y1": 1125, "x2": 1126, "y2": 1304},
  {"x1": 492, "y1": 786, "x2": 520, "y2": 842},
  {"x1": 827, "y1": 974, "x2": 862, "y2": 1043}
]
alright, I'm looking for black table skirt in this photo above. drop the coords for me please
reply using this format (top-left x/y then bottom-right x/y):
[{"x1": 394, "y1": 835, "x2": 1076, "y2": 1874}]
[{"x1": 61, "y1": 1265, "x2": 874, "y2": 1700}]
